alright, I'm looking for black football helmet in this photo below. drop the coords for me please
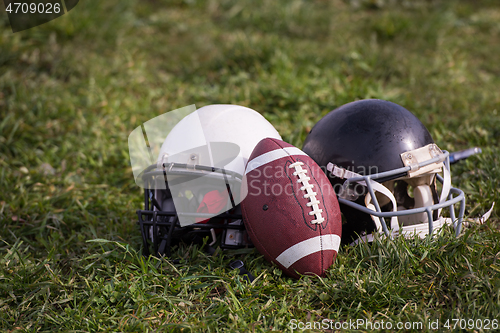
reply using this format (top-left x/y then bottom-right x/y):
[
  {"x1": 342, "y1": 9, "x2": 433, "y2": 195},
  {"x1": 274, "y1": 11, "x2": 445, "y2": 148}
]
[
  {"x1": 303, "y1": 99, "x2": 465, "y2": 245},
  {"x1": 129, "y1": 104, "x2": 282, "y2": 256}
]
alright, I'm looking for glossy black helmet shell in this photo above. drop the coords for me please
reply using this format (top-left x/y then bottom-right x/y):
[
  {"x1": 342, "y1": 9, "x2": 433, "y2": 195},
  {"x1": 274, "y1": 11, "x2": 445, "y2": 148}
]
[
  {"x1": 303, "y1": 99, "x2": 434, "y2": 179},
  {"x1": 303, "y1": 99, "x2": 436, "y2": 245}
]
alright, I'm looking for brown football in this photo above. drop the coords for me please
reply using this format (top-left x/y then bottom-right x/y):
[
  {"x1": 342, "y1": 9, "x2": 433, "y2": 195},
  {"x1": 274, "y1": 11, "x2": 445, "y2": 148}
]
[{"x1": 241, "y1": 138, "x2": 342, "y2": 279}]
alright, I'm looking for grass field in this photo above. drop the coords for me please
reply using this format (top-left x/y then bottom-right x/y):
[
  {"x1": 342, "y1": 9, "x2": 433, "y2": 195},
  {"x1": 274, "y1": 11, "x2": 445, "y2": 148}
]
[{"x1": 1, "y1": 0, "x2": 499, "y2": 331}]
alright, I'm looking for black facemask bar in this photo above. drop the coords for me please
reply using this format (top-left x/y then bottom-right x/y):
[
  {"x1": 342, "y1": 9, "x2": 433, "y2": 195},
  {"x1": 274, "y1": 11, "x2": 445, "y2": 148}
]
[{"x1": 137, "y1": 164, "x2": 251, "y2": 257}]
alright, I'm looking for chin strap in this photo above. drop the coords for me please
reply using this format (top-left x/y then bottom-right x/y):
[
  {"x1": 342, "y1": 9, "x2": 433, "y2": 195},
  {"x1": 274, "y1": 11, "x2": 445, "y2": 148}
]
[
  {"x1": 327, "y1": 163, "x2": 399, "y2": 234},
  {"x1": 327, "y1": 162, "x2": 456, "y2": 245},
  {"x1": 437, "y1": 159, "x2": 452, "y2": 218},
  {"x1": 462, "y1": 202, "x2": 495, "y2": 227},
  {"x1": 400, "y1": 216, "x2": 452, "y2": 237},
  {"x1": 350, "y1": 216, "x2": 455, "y2": 245},
  {"x1": 364, "y1": 187, "x2": 399, "y2": 233},
  {"x1": 229, "y1": 260, "x2": 255, "y2": 283},
  {"x1": 439, "y1": 162, "x2": 451, "y2": 204}
]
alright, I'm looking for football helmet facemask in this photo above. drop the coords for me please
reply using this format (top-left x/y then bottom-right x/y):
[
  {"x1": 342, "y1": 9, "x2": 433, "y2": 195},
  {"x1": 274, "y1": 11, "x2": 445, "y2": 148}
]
[
  {"x1": 130, "y1": 104, "x2": 282, "y2": 256},
  {"x1": 302, "y1": 99, "x2": 465, "y2": 245}
]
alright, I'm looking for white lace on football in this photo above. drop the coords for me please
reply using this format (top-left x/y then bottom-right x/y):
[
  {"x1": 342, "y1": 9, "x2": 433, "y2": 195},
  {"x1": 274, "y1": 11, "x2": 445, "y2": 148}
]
[{"x1": 289, "y1": 162, "x2": 325, "y2": 224}]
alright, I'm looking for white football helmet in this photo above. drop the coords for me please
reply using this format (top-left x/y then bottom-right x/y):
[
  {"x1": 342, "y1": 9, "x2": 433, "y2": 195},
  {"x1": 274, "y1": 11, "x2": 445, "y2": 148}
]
[{"x1": 129, "y1": 104, "x2": 282, "y2": 255}]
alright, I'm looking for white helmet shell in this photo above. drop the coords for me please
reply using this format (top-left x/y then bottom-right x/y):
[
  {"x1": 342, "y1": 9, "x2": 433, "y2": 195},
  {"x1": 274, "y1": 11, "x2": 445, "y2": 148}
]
[
  {"x1": 157, "y1": 104, "x2": 282, "y2": 176},
  {"x1": 128, "y1": 104, "x2": 281, "y2": 226}
]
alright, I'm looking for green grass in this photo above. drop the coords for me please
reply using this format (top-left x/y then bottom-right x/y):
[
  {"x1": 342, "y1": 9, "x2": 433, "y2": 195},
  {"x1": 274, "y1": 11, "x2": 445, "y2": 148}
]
[{"x1": 1, "y1": 0, "x2": 499, "y2": 331}]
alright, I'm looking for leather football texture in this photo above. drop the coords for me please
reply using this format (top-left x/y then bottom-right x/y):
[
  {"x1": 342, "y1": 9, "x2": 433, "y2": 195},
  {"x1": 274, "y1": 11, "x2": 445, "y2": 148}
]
[{"x1": 241, "y1": 138, "x2": 342, "y2": 278}]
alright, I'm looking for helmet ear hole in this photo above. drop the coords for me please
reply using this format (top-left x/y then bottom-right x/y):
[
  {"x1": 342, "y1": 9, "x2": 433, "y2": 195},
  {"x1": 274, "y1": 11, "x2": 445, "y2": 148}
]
[
  {"x1": 406, "y1": 184, "x2": 414, "y2": 198},
  {"x1": 432, "y1": 175, "x2": 441, "y2": 203},
  {"x1": 430, "y1": 177, "x2": 440, "y2": 221},
  {"x1": 393, "y1": 180, "x2": 415, "y2": 209}
]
